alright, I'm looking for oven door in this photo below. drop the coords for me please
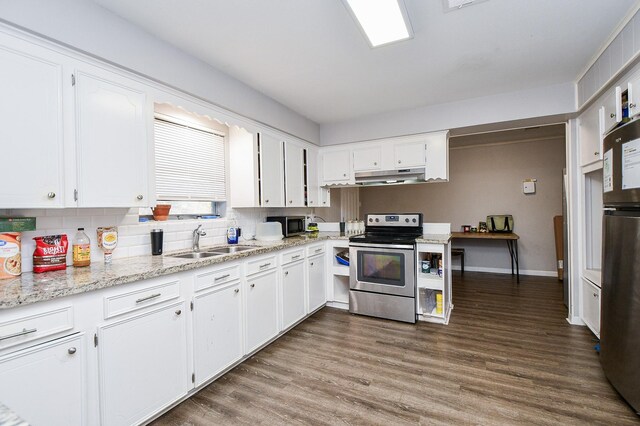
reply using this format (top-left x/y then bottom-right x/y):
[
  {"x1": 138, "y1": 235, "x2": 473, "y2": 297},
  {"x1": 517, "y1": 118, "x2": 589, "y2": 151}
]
[{"x1": 349, "y1": 243, "x2": 415, "y2": 297}]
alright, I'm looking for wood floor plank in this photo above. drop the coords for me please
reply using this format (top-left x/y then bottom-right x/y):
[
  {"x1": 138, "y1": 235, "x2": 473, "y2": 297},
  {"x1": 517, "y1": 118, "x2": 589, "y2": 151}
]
[{"x1": 150, "y1": 272, "x2": 639, "y2": 425}]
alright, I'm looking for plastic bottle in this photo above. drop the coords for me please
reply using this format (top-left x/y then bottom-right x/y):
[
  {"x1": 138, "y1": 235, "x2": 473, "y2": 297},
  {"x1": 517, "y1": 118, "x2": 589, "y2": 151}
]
[{"x1": 72, "y1": 228, "x2": 91, "y2": 267}]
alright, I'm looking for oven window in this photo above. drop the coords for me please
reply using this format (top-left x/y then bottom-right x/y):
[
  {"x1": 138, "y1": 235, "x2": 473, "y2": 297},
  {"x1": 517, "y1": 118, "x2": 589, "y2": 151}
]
[{"x1": 357, "y1": 251, "x2": 405, "y2": 286}]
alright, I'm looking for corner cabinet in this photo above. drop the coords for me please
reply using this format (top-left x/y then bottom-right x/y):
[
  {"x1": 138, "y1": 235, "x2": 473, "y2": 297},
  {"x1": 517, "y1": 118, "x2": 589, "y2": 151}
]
[{"x1": 74, "y1": 69, "x2": 152, "y2": 207}]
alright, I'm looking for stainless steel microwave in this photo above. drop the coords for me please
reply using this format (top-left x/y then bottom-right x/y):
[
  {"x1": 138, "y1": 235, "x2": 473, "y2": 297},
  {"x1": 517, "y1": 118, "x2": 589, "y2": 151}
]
[{"x1": 266, "y1": 216, "x2": 305, "y2": 237}]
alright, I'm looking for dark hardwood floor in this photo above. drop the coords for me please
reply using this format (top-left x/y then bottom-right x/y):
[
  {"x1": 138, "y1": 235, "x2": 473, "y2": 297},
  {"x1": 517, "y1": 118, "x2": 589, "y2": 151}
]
[{"x1": 152, "y1": 272, "x2": 639, "y2": 425}]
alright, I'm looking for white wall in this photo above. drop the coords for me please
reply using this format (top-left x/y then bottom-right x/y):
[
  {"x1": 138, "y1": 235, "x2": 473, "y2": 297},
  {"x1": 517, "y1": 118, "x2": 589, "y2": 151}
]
[
  {"x1": 0, "y1": 0, "x2": 319, "y2": 144},
  {"x1": 320, "y1": 82, "x2": 576, "y2": 145}
]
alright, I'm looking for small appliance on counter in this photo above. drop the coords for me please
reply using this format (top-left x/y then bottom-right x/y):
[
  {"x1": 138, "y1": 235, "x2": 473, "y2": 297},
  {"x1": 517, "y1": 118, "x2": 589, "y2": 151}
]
[
  {"x1": 266, "y1": 216, "x2": 305, "y2": 238},
  {"x1": 255, "y1": 222, "x2": 284, "y2": 242}
]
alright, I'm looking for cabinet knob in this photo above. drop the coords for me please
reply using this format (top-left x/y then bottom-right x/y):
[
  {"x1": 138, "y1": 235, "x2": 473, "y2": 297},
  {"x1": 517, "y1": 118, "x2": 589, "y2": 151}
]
[
  {"x1": 631, "y1": 103, "x2": 637, "y2": 109},
  {"x1": 343, "y1": 173, "x2": 347, "y2": 177},
  {"x1": 289, "y1": 200, "x2": 293, "y2": 204},
  {"x1": 250, "y1": 283, "x2": 255, "y2": 288},
  {"x1": 310, "y1": 262, "x2": 314, "y2": 266},
  {"x1": 610, "y1": 113, "x2": 616, "y2": 119},
  {"x1": 234, "y1": 288, "x2": 239, "y2": 293},
  {"x1": 265, "y1": 199, "x2": 269, "y2": 203},
  {"x1": 137, "y1": 194, "x2": 144, "y2": 200},
  {"x1": 323, "y1": 202, "x2": 326, "y2": 205},
  {"x1": 68, "y1": 347, "x2": 76, "y2": 355},
  {"x1": 310, "y1": 201, "x2": 314, "y2": 204},
  {"x1": 47, "y1": 192, "x2": 56, "y2": 199},
  {"x1": 593, "y1": 293, "x2": 598, "y2": 298},
  {"x1": 374, "y1": 162, "x2": 377, "y2": 165},
  {"x1": 594, "y1": 151, "x2": 599, "y2": 156},
  {"x1": 175, "y1": 309, "x2": 182, "y2": 315}
]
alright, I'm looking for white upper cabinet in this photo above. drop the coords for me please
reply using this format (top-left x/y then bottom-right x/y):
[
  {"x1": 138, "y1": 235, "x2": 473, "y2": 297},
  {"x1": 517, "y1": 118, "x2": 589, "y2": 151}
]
[
  {"x1": 321, "y1": 149, "x2": 352, "y2": 184},
  {"x1": 0, "y1": 35, "x2": 65, "y2": 208},
  {"x1": 258, "y1": 132, "x2": 285, "y2": 207},
  {"x1": 601, "y1": 86, "x2": 622, "y2": 134},
  {"x1": 394, "y1": 141, "x2": 426, "y2": 169},
  {"x1": 353, "y1": 146, "x2": 382, "y2": 172},
  {"x1": 424, "y1": 131, "x2": 449, "y2": 182},
  {"x1": 627, "y1": 70, "x2": 640, "y2": 119},
  {"x1": 74, "y1": 68, "x2": 151, "y2": 207},
  {"x1": 579, "y1": 104, "x2": 604, "y2": 166},
  {"x1": 284, "y1": 142, "x2": 306, "y2": 207},
  {"x1": 306, "y1": 147, "x2": 320, "y2": 207}
]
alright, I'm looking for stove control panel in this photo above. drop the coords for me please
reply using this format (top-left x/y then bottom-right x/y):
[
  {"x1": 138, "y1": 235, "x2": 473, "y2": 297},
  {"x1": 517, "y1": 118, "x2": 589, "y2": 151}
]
[{"x1": 366, "y1": 213, "x2": 422, "y2": 227}]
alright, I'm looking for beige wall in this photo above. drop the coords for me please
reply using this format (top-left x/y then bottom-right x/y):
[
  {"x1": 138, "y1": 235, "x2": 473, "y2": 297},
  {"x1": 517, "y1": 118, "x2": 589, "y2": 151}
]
[{"x1": 360, "y1": 136, "x2": 566, "y2": 275}]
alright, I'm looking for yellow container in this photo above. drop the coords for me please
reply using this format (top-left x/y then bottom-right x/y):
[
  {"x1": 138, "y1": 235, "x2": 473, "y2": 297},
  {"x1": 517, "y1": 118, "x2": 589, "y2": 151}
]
[{"x1": 435, "y1": 292, "x2": 443, "y2": 315}]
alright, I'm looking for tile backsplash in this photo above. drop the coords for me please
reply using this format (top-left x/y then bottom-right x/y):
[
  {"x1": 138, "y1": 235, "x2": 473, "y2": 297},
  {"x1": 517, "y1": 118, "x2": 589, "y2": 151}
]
[{"x1": 6, "y1": 206, "x2": 315, "y2": 273}]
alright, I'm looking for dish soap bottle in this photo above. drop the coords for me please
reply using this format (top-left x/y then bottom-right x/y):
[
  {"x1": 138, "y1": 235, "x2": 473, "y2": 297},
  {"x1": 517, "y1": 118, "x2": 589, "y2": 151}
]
[{"x1": 72, "y1": 227, "x2": 91, "y2": 267}]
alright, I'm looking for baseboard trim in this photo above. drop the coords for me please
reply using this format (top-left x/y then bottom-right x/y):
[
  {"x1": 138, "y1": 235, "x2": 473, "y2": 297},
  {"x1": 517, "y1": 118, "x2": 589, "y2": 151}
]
[
  {"x1": 326, "y1": 301, "x2": 349, "y2": 310},
  {"x1": 566, "y1": 315, "x2": 585, "y2": 326},
  {"x1": 451, "y1": 265, "x2": 557, "y2": 277}
]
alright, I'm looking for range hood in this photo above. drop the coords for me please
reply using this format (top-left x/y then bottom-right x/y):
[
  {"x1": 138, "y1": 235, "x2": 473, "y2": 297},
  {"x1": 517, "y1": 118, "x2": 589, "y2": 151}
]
[{"x1": 354, "y1": 168, "x2": 425, "y2": 186}]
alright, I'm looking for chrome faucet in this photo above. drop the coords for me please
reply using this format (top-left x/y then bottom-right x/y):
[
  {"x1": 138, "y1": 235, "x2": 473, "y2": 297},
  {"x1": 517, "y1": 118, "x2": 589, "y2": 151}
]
[{"x1": 192, "y1": 224, "x2": 206, "y2": 252}]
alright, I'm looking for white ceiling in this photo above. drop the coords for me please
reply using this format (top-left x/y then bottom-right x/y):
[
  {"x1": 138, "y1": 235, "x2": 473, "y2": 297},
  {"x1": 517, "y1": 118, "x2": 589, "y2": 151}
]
[{"x1": 90, "y1": 0, "x2": 638, "y2": 124}]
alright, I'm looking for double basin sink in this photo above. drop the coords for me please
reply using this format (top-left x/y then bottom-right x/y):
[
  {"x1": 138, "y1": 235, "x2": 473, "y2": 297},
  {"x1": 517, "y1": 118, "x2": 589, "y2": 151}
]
[{"x1": 169, "y1": 245, "x2": 255, "y2": 259}]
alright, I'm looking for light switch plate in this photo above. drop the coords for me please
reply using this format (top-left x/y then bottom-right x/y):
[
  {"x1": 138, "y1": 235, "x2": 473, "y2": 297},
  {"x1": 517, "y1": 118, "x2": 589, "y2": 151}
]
[{"x1": 523, "y1": 181, "x2": 536, "y2": 194}]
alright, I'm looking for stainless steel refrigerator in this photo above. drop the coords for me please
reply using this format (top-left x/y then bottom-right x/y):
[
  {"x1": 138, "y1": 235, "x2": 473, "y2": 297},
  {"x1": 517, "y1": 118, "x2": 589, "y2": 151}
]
[{"x1": 601, "y1": 119, "x2": 640, "y2": 414}]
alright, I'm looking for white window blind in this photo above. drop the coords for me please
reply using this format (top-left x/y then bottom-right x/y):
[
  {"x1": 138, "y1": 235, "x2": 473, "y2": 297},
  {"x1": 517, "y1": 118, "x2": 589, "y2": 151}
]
[{"x1": 154, "y1": 117, "x2": 226, "y2": 201}]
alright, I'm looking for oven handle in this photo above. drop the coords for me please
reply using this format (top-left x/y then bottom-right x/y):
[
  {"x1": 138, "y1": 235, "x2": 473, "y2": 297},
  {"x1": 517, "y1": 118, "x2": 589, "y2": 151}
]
[{"x1": 349, "y1": 243, "x2": 415, "y2": 250}]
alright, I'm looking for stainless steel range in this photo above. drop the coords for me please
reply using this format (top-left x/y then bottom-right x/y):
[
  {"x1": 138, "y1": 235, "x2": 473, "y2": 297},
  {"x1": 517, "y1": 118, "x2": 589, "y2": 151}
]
[{"x1": 348, "y1": 213, "x2": 423, "y2": 323}]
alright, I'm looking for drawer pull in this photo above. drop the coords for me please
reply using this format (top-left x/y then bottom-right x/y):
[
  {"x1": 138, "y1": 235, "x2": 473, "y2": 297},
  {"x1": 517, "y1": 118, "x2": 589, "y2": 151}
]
[
  {"x1": 215, "y1": 274, "x2": 231, "y2": 281},
  {"x1": 315, "y1": 248, "x2": 322, "y2": 253},
  {"x1": 68, "y1": 347, "x2": 77, "y2": 355},
  {"x1": 284, "y1": 271, "x2": 289, "y2": 276},
  {"x1": 0, "y1": 328, "x2": 37, "y2": 341},
  {"x1": 291, "y1": 255, "x2": 301, "y2": 259},
  {"x1": 250, "y1": 283, "x2": 255, "y2": 288},
  {"x1": 175, "y1": 309, "x2": 182, "y2": 316},
  {"x1": 259, "y1": 263, "x2": 271, "y2": 269},
  {"x1": 135, "y1": 293, "x2": 161, "y2": 304},
  {"x1": 234, "y1": 288, "x2": 240, "y2": 294}
]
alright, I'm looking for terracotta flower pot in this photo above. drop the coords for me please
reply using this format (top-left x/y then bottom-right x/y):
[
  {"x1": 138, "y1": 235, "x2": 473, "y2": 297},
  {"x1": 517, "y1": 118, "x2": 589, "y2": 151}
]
[{"x1": 152, "y1": 204, "x2": 171, "y2": 221}]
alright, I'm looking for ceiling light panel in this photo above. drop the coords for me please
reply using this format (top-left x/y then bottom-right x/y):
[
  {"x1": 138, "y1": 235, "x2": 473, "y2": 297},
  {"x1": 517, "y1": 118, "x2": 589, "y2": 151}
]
[{"x1": 344, "y1": 0, "x2": 413, "y2": 48}]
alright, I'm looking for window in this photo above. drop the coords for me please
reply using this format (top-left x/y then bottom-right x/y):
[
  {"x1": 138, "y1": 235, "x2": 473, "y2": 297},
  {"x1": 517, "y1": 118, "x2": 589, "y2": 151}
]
[{"x1": 154, "y1": 114, "x2": 226, "y2": 203}]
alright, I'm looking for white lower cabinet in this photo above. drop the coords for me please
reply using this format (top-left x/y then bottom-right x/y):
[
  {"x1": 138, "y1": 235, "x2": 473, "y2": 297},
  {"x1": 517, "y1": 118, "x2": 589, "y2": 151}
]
[
  {"x1": 281, "y1": 260, "x2": 306, "y2": 330},
  {"x1": 0, "y1": 333, "x2": 85, "y2": 426},
  {"x1": 97, "y1": 301, "x2": 188, "y2": 426},
  {"x1": 307, "y1": 254, "x2": 327, "y2": 312},
  {"x1": 581, "y1": 278, "x2": 601, "y2": 337},
  {"x1": 245, "y1": 269, "x2": 279, "y2": 353},
  {"x1": 193, "y1": 281, "x2": 243, "y2": 387}
]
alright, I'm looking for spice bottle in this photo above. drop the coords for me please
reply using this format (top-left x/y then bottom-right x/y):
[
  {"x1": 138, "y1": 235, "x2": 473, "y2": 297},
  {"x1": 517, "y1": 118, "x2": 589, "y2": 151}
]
[{"x1": 72, "y1": 228, "x2": 91, "y2": 267}]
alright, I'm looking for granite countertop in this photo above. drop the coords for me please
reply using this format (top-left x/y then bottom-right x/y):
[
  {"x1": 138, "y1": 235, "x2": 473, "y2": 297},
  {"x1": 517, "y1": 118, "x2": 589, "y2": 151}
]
[
  {"x1": 0, "y1": 232, "x2": 347, "y2": 310},
  {"x1": 416, "y1": 233, "x2": 452, "y2": 244}
]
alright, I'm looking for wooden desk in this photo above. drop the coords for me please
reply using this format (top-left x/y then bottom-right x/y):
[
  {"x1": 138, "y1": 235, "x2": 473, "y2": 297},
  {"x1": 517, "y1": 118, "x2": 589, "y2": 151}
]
[{"x1": 451, "y1": 232, "x2": 520, "y2": 283}]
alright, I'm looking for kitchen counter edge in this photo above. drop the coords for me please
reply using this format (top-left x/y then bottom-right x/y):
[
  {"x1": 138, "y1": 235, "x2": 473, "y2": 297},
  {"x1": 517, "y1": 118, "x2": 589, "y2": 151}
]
[{"x1": 0, "y1": 233, "x2": 347, "y2": 310}]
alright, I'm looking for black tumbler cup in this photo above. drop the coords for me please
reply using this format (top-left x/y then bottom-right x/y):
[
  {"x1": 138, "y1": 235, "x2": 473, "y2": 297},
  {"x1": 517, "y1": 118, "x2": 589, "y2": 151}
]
[{"x1": 151, "y1": 229, "x2": 163, "y2": 255}]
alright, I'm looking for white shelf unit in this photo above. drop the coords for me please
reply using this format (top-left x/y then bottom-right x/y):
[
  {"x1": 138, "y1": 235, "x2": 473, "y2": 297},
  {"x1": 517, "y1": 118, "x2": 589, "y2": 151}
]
[
  {"x1": 416, "y1": 243, "x2": 452, "y2": 324},
  {"x1": 326, "y1": 241, "x2": 350, "y2": 309}
]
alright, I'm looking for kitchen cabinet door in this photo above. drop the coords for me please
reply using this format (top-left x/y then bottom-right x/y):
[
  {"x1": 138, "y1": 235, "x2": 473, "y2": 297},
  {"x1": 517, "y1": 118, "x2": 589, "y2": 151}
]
[
  {"x1": 306, "y1": 147, "x2": 320, "y2": 207},
  {"x1": 97, "y1": 301, "x2": 188, "y2": 426},
  {"x1": 394, "y1": 141, "x2": 426, "y2": 168},
  {"x1": 0, "y1": 334, "x2": 84, "y2": 426},
  {"x1": 284, "y1": 142, "x2": 306, "y2": 207},
  {"x1": 193, "y1": 282, "x2": 243, "y2": 387},
  {"x1": 0, "y1": 37, "x2": 65, "y2": 208},
  {"x1": 320, "y1": 187, "x2": 331, "y2": 207},
  {"x1": 578, "y1": 104, "x2": 604, "y2": 166},
  {"x1": 627, "y1": 70, "x2": 640, "y2": 119},
  {"x1": 353, "y1": 146, "x2": 382, "y2": 172},
  {"x1": 601, "y1": 86, "x2": 622, "y2": 134},
  {"x1": 245, "y1": 270, "x2": 279, "y2": 353},
  {"x1": 321, "y1": 149, "x2": 351, "y2": 183},
  {"x1": 74, "y1": 69, "x2": 151, "y2": 207},
  {"x1": 281, "y1": 261, "x2": 306, "y2": 330},
  {"x1": 581, "y1": 278, "x2": 601, "y2": 337},
  {"x1": 424, "y1": 131, "x2": 450, "y2": 182},
  {"x1": 307, "y1": 254, "x2": 326, "y2": 312},
  {"x1": 259, "y1": 132, "x2": 285, "y2": 207}
]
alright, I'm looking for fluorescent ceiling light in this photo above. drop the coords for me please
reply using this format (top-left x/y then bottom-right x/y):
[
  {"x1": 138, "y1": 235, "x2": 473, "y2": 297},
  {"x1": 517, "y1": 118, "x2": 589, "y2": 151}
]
[{"x1": 344, "y1": 0, "x2": 413, "y2": 48}]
